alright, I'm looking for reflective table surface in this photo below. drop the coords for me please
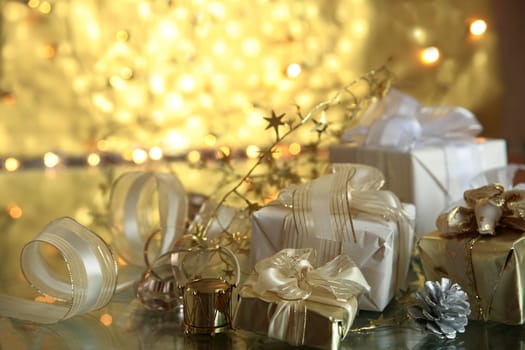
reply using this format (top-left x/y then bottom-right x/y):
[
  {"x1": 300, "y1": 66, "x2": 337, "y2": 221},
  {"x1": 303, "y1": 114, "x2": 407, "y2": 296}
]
[{"x1": 1, "y1": 167, "x2": 525, "y2": 349}]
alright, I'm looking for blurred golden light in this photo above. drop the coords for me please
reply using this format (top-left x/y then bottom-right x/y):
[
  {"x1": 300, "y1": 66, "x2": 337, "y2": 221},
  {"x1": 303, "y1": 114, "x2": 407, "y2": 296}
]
[
  {"x1": 115, "y1": 30, "x2": 129, "y2": 42},
  {"x1": 204, "y1": 134, "x2": 217, "y2": 147},
  {"x1": 271, "y1": 147, "x2": 283, "y2": 159},
  {"x1": 286, "y1": 63, "x2": 302, "y2": 78},
  {"x1": 43, "y1": 152, "x2": 60, "y2": 168},
  {"x1": 470, "y1": 19, "x2": 487, "y2": 36},
  {"x1": 99, "y1": 313, "x2": 113, "y2": 327},
  {"x1": 4, "y1": 157, "x2": 20, "y2": 171},
  {"x1": 148, "y1": 146, "x2": 163, "y2": 160},
  {"x1": 34, "y1": 295, "x2": 56, "y2": 304},
  {"x1": 132, "y1": 149, "x2": 148, "y2": 164},
  {"x1": 242, "y1": 37, "x2": 261, "y2": 56},
  {"x1": 39, "y1": 1, "x2": 51, "y2": 14},
  {"x1": 246, "y1": 145, "x2": 260, "y2": 159},
  {"x1": 289, "y1": 142, "x2": 301, "y2": 156},
  {"x1": 86, "y1": 153, "x2": 101, "y2": 166},
  {"x1": 420, "y1": 46, "x2": 440, "y2": 65},
  {"x1": 150, "y1": 74, "x2": 165, "y2": 95},
  {"x1": 178, "y1": 74, "x2": 196, "y2": 93},
  {"x1": 7, "y1": 204, "x2": 22, "y2": 219},
  {"x1": 165, "y1": 130, "x2": 189, "y2": 150},
  {"x1": 187, "y1": 150, "x2": 201, "y2": 164},
  {"x1": 42, "y1": 44, "x2": 56, "y2": 59},
  {"x1": 27, "y1": 0, "x2": 40, "y2": 9}
]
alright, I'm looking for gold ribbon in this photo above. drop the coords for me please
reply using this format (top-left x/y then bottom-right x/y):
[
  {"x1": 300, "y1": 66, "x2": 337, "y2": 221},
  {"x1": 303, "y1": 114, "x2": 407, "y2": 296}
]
[
  {"x1": 240, "y1": 248, "x2": 370, "y2": 346},
  {"x1": 436, "y1": 183, "x2": 525, "y2": 237},
  {"x1": 435, "y1": 183, "x2": 525, "y2": 321}
]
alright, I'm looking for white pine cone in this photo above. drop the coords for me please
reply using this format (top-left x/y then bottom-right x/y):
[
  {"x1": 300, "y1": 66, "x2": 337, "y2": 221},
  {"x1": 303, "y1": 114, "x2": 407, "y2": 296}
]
[{"x1": 408, "y1": 278, "x2": 471, "y2": 339}]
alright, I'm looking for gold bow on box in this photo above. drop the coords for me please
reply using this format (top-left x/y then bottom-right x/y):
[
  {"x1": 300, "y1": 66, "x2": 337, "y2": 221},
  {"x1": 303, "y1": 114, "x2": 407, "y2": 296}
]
[
  {"x1": 436, "y1": 183, "x2": 525, "y2": 236},
  {"x1": 233, "y1": 248, "x2": 369, "y2": 349},
  {"x1": 419, "y1": 183, "x2": 525, "y2": 324}
]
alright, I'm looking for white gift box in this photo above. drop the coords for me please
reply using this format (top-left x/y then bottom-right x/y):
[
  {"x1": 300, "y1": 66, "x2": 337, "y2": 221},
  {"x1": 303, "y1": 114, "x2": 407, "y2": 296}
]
[
  {"x1": 329, "y1": 138, "x2": 507, "y2": 235},
  {"x1": 250, "y1": 165, "x2": 416, "y2": 312}
]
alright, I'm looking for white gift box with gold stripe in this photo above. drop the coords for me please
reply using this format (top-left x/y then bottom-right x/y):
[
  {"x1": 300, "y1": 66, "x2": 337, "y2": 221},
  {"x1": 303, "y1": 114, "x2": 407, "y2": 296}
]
[{"x1": 250, "y1": 164, "x2": 415, "y2": 311}]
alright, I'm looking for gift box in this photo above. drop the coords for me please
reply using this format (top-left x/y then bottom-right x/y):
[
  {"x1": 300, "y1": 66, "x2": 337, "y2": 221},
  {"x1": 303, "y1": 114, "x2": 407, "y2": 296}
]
[
  {"x1": 418, "y1": 184, "x2": 525, "y2": 324},
  {"x1": 233, "y1": 248, "x2": 369, "y2": 349},
  {"x1": 250, "y1": 164, "x2": 415, "y2": 311},
  {"x1": 329, "y1": 89, "x2": 507, "y2": 236}
]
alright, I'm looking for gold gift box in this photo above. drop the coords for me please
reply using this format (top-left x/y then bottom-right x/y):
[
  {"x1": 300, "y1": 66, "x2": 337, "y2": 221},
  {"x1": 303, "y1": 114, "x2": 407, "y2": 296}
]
[
  {"x1": 233, "y1": 287, "x2": 357, "y2": 349},
  {"x1": 418, "y1": 230, "x2": 525, "y2": 325}
]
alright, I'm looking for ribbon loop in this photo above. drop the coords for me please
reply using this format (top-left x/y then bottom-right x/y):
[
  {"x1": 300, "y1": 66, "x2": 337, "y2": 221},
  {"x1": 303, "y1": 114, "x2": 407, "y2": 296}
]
[
  {"x1": 0, "y1": 217, "x2": 118, "y2": 324},
  {"x1": 341, "y1": 89, "x2": 482, "y2": 151},
  {"x1": 109, "y1": 171, "x2": 188, "y2": 267}
]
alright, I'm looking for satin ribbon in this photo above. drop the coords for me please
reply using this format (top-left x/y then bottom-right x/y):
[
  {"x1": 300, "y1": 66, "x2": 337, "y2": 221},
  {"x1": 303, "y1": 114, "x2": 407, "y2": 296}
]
[
  {"x1": 436, "y1": 183, "x2": 525, "y2": 236},
  {"x1": 0, "y1": 171, "x2": 190, "y2": 323},
  {"x1": 109, "y1": 171, "x2": 188, "y2": 266},
  {"x1": 278, "y1": 164, "x2": 411, "y2": 287},
  {"x1": 0, "y1": 218, "x2": 118, "y2": 323},
  {"x1": 242, "y1": 248, "x2": 370, "y2": 345},
  {"x1": 341, "y1": 88, "x2": 482, "y2": 151}
]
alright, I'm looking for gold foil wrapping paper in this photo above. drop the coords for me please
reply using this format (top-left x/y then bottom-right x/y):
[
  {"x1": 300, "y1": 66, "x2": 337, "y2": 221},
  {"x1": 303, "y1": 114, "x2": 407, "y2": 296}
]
[
  {"x1": 234, "y1": 290, "x2": 356, "y2": 349},
  {"x1": 418, "y1": 230, "x2": 525, "y2": 324},
  {"x1": 233, "y1": 249, "x2": 368, "y2": 349}
]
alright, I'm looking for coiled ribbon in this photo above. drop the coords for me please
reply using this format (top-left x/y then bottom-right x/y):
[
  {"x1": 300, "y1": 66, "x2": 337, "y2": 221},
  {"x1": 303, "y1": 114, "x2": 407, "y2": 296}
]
[
  {"x1": 241, "y1": 248, "x2": 370, "y2": 346},
  {"x1": 0, "y1": 171, "x2": 188, "y2": 323}
]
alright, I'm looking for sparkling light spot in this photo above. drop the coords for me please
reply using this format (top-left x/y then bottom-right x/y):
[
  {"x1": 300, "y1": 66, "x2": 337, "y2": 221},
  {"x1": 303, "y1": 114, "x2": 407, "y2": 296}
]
[
  {"x1": 286, "y1": 63, "x2": 302, "y2": 78},
  {"x1": 289, "y1": 143, "x2": 301, "y2": 156},
  {"x1": 7, "y1": 204, "x2": 22, "y2": 219},
  {"x1": 187, "y1": 150, "x2": 201, "y2": 164},
  {"x1": 470, "y1": 19, "x2": 487, "y2": 36},
  {"x1": 43, "y1": 152, "x2": 60, "y2": 168},
  {"x1": 149, "y1": 146, "x2": 163, "y2": 160},
  {"x1": 420, "y1": 46, "x2": 440, "y2": 65},
  {"x1": 132, "y1": 149, "x2": 148, "y2": 164},
  {"x1": 204, "y1": 134, "x2": 217, "y2": 147},
  {"x1": 86, "y1": 153, "x2": 101, "y2": 166},
  {"x1": 246, "y1": 145, "x2": 260, "y2": 159},
  {"x1": 100, "y1": 313, "x2": 113, "y2": 327},
  {"x1": 4, "y1": 157, "x2": 20, "y2": 171}
]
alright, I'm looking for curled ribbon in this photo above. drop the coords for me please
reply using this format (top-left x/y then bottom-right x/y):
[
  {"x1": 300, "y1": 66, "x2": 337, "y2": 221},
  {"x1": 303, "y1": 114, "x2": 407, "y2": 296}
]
[
  {"x1": 341, "y1": 88, "x2": 482, "y2": 151},
  {"x1": 242, "y1": 248, "x2": 369, "y2": 345},
  {"x1": 109, "y1": 171, "x2": 188, "y2": 267},
  {"x1": 0, "y1": 218, "x2": 118, "y2": 324},
  {"x1": 0, "y1": 171, "x2": 190, "y2": 323},
  {"x1": 436, "y1": 183, "x2": 525, "y2": 236}
]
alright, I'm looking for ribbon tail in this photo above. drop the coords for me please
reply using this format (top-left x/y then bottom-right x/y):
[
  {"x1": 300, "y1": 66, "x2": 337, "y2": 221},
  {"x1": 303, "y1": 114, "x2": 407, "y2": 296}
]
[{"x1": 268, "y1": 301, "x2": 307, "y2": 346}]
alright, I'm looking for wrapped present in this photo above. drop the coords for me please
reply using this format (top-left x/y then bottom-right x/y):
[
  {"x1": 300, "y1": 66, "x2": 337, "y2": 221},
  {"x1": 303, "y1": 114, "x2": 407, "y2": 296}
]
[
  {"x1": 250, "y1": 164, "x2": 415, "y2": 311},
  {"x1": 329, "y1": 89, "x2": 507, "y2": 236},
  {"x1": 418, "y1": 184, "x2": 525, "y2": 324},
  {"x1": 233, "y1": 248, "x2": 370, "y2": 349}
]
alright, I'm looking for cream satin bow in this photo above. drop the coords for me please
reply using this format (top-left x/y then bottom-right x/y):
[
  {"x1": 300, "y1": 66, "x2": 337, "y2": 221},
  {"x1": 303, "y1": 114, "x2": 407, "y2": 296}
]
[
  {"x1": 244, "y1": 248, "x2": 369, "y2": 345},
  {"x1": 341, "y1": 89, "x2": 482, "y2": 151},
  {"x1": 436, "y1": 183, "x2": 525, "y2": 236}
]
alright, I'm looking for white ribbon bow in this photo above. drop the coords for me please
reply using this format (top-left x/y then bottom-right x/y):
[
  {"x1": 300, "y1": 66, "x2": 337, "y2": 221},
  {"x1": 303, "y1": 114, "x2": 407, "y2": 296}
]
[
  {"x1": 342, "y1": 89, "x2": 482, "y2": 151},
  {"x1": 244, "y1": 248, "x2": 369, "y2": 345}
]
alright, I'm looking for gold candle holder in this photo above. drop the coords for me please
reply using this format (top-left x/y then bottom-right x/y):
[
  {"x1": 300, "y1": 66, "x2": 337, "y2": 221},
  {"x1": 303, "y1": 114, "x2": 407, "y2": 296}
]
[
  {"x1": 181, "y1": 278, "x2": 234, "y2": 335},
  {"x1": 174, "y1": 246, "x2": 240, "y2": 336}
]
